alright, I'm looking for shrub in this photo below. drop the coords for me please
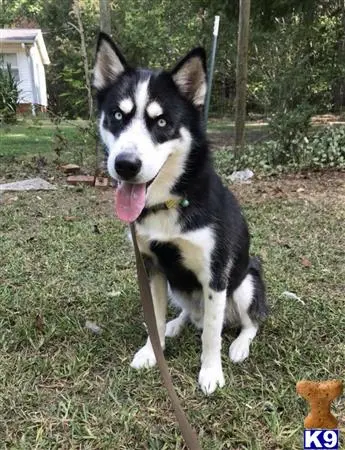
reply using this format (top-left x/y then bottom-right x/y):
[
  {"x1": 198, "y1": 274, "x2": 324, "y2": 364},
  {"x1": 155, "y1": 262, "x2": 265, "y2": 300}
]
[
  {"x1": 303, "y1": 125, "x2": 345, "y2": 169},
  {"x1": 267, "y1": 105, "x2": 314, "y2": 165},
  {"x1": 215, "y1": 124, "x2": 345, "y2": 177},
  {"x1": 0, "y1": 63, "x2": 20, "y2": 123}
]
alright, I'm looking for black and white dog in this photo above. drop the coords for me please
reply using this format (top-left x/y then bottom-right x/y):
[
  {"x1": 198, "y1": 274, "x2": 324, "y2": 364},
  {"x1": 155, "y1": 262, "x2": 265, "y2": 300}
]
[{"x1": 93, "y1": 33, "x2": 268, "y2": 395}]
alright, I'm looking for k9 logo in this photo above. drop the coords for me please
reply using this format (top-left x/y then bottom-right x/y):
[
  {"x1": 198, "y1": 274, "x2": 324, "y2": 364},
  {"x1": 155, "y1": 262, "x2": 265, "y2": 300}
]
[{"x1": 304, "y1": 430, "x2": 339, "y2": 449}]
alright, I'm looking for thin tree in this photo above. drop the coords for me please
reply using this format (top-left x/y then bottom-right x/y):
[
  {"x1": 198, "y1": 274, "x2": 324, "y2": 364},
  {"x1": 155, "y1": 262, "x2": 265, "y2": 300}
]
[
  {"x1": 234, "y1": 0, "x2": 251, "y2": 157},
  {"x1": 97, "y1": 0, "x2": 112, "y2": 175},
  {"x1": 70, "y1": 0, "x2": 93, "y2": 120}
]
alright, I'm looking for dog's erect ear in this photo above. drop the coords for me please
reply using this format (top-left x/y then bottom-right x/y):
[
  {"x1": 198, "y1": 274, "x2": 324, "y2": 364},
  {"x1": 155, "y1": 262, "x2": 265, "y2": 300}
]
[
  {"x1": 93, "y1": 32, "x2": 127, "y2": 90},
  {"x1": 171, "y1": 48, "x2": 207, "y2": 107}
]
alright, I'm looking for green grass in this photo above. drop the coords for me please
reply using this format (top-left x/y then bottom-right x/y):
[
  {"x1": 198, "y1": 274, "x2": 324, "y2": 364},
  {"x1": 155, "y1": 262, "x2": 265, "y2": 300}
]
[
  {"x1": 0, "y1": 120, "x2": 88, "y2": 157},
  {"x1": 208, "y1": 118, "x2": 268, "y2": 133},
  {"x1": 1, "y1": 123, "x2": 345, "y2": 449},
  {"x1": 0, "y1": 120, "x2": 98, "y2": 183}
]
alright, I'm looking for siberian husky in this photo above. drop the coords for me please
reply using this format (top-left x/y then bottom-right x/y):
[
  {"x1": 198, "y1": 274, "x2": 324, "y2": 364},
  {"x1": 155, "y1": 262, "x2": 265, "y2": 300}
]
[{"x1": 93, "y1": 33, "x2": 268, "y2": 394}]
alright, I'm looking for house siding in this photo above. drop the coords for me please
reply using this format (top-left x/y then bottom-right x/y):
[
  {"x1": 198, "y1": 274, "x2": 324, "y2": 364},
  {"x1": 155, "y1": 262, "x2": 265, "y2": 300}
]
[
  {"x1": 0, "y1": 41, "x2": 48, "y2": 107},
  {"x1": 0, "y1": 43, "x2": 32, "y2": 103},
  {"x1": 18, "y1": 49, "x2": 33, "y2": 103},
  {"x1": 30, "y1": 44, "x2": 47, "y2": 106}
]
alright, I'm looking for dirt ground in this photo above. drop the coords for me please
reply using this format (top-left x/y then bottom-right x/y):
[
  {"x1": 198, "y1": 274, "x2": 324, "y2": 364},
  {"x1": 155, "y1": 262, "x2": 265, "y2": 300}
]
[
  {"x1": 1, "y1": 170, "x2": 344, "y2": 213},
  {"x1": 230, "y1": 170, "x2": 345, "y2": 206}
]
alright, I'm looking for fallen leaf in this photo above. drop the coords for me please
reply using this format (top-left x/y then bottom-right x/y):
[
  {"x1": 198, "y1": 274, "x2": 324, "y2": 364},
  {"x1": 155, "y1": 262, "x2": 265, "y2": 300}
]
[
  {"x1": 85, "y1": 320, "x2": 102, "y2": 335},
  {"x1": 35, "y1": 314, "x2": 44, "y2": 332},
  {"x1": 301, "y1": 256, "x2": 312, "y2": 268},
  {"x1": 0, "y1": 195, "x2": 19, "y2": 205},
  {"x1": 282, "y1": 291, "x2": 305, "y2": 305},
  {"x1": 63, "y1": 216, "x2": 78, "y2": 222},
  {"x1": 107, "y1": 290, "x2": 121, "y2": 298}
]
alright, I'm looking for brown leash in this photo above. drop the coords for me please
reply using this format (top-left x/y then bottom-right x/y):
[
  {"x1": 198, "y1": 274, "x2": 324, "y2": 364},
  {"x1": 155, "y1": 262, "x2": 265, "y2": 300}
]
[{"x1": 130, "y1": 223, "x2": 202, "y2": 450}]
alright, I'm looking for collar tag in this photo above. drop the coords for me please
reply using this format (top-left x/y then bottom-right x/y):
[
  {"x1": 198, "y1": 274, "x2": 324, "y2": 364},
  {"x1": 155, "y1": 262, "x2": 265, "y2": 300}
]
[{"x1": 165, "y1": 199, "x2": 179, "y2": 209}]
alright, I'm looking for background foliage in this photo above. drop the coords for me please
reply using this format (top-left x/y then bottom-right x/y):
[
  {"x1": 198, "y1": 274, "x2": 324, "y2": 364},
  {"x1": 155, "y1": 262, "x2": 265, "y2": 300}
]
[
  {"x1": 2, "y1": 0, "x2": 345, "y2": 120},
  {"x1": 0, "y1": 63, "x2": 20, "y2": 123}
]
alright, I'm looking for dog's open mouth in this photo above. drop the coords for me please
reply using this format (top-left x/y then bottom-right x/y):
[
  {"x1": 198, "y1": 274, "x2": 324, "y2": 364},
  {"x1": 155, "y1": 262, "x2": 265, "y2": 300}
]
[{"x1": 115, "y1": 178, "x2": 155, "y2": 223}]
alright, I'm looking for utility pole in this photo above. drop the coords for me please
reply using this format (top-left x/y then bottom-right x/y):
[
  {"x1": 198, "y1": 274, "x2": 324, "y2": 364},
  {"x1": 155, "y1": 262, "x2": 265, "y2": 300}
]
[
  {"x1": 204, "y1": 15, "x2": 220, "y2": 126},
  {"x1": 71, "y1": 0, "x2": 93, "y2": 119},
  {"x1": 234, "y1": 0, "x2": 251, "y2": 157}
]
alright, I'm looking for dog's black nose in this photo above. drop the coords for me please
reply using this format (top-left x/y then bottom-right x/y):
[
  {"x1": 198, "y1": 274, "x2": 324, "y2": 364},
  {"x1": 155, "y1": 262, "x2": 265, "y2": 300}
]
[{"x1": 115, "y1": 152, "x2": 142, "y2": 180}]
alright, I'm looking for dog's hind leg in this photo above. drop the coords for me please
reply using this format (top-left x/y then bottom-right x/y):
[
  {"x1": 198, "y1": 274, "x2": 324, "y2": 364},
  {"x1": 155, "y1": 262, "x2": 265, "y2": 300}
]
[
  {"x1": 165, "y1": 310, "x2": 189, "y2": 338},
  {"x1": 229, "y1": 258, "x2": 267, "y2": 363}
]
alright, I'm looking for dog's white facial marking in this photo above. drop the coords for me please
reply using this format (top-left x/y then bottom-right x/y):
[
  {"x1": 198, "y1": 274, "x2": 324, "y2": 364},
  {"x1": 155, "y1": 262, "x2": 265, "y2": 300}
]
[
  {"x1": 104, "y1": 77, "x2": 179, "y2": 184},
  {"x1": 146, "y1": 127, "x2": 191, "y2": 206},
  {"x1": 119, "y1": 98, "x2": 134, "y2": 114},
  {"x1": 146, "y1": 101, "x2": 163, "y2": 118},
  {"x1": 135, "y1": 79, "x2": 150, "y2": 116},
  {"x1": 100, "y1": 76, "x2": 193, "y2": 187}
]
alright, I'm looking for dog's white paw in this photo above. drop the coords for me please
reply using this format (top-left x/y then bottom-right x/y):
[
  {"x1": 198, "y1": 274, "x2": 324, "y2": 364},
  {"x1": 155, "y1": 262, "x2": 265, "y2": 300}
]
[
  {"x1": 198, "y1": 365, "x2": 225, "y2": 395},
  {"x1": 130, "y1": 345, "x2": 157, "y2": 369},
  {"x1": 229, "y1": 335, "x2": 250, "y2": 363},
  {"x1": 165, "y1": 318, "x2": 183, "y2": 338}
]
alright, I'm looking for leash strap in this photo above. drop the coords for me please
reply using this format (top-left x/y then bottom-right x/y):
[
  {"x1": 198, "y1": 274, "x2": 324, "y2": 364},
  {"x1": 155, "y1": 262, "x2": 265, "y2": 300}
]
[{"x1": 129, "y1": 223, "x2": 201, "y2": 450}]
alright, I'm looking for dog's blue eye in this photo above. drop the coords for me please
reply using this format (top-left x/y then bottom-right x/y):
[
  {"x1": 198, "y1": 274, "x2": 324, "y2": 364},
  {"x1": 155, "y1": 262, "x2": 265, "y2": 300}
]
[
  {"x1": 157, "y1": 118, "x2": 167, "y2": 128},
  {"x1": 114, "y1": 111, "x2": 122, "y2": 120}
]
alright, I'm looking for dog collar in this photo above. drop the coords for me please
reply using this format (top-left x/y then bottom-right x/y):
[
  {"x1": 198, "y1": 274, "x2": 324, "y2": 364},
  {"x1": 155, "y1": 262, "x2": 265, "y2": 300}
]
[{"x1": 139, "y1": 197, "x2": 189, "y2": 220}]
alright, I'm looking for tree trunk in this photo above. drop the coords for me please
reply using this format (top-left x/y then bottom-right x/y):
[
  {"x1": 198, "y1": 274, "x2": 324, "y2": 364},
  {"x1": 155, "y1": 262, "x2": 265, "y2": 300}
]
[
  {"x1": 98, "y1": 0, "x2": 112, "y2": 175},
  {"x1": 72, "y1": 0, "x2": 93, "y2": 120},
  {"x1": 99, "y1": 0, "x2": 112, "y2": 35},
  {"x1": 234, "y1": 0, "x2": 251, "y2": 157}
]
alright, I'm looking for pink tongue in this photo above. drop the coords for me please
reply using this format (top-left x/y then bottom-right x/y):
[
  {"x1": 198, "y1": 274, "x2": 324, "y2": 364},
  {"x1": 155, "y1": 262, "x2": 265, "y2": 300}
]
[{"x1": 115, "y1": 182, "x2": 146, "y2": 222}]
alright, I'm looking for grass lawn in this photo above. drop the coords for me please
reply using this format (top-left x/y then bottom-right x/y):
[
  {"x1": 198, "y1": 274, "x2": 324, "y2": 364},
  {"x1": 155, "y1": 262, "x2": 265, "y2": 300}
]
[
  {"x1": 1, "y1": 122, "x2": 345, "y2": 449},
  {"x1": 0, "y1": 119, "x2": 89, "y2": 157}
]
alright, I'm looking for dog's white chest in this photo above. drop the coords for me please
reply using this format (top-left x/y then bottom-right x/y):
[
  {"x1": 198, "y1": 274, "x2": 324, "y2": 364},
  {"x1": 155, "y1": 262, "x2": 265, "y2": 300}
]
[
  {"x1": 136, "y1": 215, "x2": 214, "y2": 281},
  {"x1": 174, "y1": 228, "x2": 214, "y2": 282},
  {"x1": 136, "y1": 210, "x2": 180, "y2": 242}
]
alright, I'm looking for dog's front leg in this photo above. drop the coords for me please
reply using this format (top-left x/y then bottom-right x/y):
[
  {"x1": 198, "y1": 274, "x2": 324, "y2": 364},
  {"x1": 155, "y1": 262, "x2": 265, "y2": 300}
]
[
  {"x1": 198, "y1": 287, "x2": 226, "y2": 395},
  {"x1": 130, "y1": 271, "x2": 168, "y2": 369}
]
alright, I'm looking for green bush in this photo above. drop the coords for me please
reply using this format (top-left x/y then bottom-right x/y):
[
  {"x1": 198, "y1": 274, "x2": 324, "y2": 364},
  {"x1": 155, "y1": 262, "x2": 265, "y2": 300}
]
[
  {"x1": 268, "y1": 105, "x2": 314, "y2": 164},
  {"x1": 302, "y1": 125, "x2": 345, "y2": 169},
  {"x1": 215, "y1": 125, "x2": 345, "y2": 176},
  {"x1": 0, "y1": 63, "x2": 19, "y2": 123}
]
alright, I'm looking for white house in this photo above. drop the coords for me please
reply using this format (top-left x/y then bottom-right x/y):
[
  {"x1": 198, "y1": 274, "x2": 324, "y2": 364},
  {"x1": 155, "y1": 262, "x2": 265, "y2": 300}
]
[{"x1": 0, "y1": 29, "x2": 50, "y2": 113}]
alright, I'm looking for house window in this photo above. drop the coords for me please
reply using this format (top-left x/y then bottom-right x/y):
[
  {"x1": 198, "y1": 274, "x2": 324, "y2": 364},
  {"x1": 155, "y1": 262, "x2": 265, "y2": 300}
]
[{"x1": 0, "y1": 53, "x2": 20, "y2": 82}]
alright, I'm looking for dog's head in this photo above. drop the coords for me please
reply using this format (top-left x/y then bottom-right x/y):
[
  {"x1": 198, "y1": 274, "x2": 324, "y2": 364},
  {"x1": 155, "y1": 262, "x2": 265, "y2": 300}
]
[{"x1": 93, "y1": 33, "x2": 207, "y2": 222}]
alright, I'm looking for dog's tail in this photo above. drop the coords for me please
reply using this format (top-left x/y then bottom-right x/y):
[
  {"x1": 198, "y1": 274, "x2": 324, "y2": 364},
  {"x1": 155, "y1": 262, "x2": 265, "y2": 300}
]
[{"x1": 247, "y1": 256, "x2": 269, "y2": 322}]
